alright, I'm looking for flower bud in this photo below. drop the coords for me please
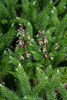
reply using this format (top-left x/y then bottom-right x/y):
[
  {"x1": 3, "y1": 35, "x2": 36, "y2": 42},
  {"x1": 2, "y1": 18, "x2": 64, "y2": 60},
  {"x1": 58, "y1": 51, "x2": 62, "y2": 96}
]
[
  {"x1": 55, "y1": 43, "x2": 60, "y2": 50},
  {"x1": 50, "y1": 57, "x2": 53, "y2": 60},
  {"x1": 28, "y1": 35, "x2": 30, "y2": 40},
  {"x1": 19, "y1": 24, "x2": 22, "y2": 27},
  {"x1": 30, "y1": 43, "x2": 32, "y2": 46},
  {"x1": 41, "y1": 25, "x2": 43, "y2": 30}
]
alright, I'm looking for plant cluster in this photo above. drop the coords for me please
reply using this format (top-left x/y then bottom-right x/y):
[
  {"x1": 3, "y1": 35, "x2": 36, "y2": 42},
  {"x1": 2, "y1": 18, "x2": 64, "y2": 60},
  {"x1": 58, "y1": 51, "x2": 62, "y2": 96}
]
[{"x1": 0, "y1": 0, "x2": 67, "y2": 100}]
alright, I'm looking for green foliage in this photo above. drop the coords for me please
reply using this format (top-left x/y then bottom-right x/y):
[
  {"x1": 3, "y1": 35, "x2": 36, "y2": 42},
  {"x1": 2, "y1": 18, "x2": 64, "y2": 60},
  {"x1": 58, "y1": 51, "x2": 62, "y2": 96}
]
[
  {"x1": 0, "y1": 0, "x2": 67, "y2": 99},
  {"x1": 0, "y1": 97, "x2": 5, "y2": 100},
  {"x1": 0, "y1": 50, "x2": 11, "y2": 76},
  {"x1": 0, "y1": 0, "x2": 67, "y2": 68},
  {"x1": 57, "y1": 0, "x2": 67, "y2": 14},
  {"x1": 0, "y1": 64, "x2": 67, "y2": 100},
  {"x1": 0, "y1": 84, "x2": 22, "y2": 100},
  {"x1": 59, "y1": 67, "x2": 67, "y2": 83},
  {"x1": 0, "y1": 25, "x2": 17, "y2": 76}
]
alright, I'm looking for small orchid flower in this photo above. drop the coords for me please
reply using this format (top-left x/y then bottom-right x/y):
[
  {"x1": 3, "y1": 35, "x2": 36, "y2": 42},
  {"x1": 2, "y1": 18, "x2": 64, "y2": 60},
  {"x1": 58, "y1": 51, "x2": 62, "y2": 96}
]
[
  {"x1": 26, "y1": 53, "x2": 31, "y2": 58},
  {"x1": 20, "y1": 55, "x2": 24, "y2": 60},
  {"x1": 28, "y1": 35, "x2": 30, "y2": 40},
  {"x1": 44, "y1": 37, "x2": 48, "y2": 43},
  {"x1": 55, "y1": 43, "x2": 60, "y2": 50},
  {"x1": 39, "y1": 47, "x2": 42, "y2": 52},
  {"x1": 43, "y1": 45, "x2": 46, "y2": 52},
  {"x1": 38, "y1": 38, "x2": 43, "y2": 45}
]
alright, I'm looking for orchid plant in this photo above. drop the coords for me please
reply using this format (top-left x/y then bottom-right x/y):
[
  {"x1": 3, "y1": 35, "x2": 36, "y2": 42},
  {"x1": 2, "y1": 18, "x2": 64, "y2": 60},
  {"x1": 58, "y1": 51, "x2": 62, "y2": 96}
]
[
  {"x1": 36, "y1": 25, "x2": 53, "y2": 69},
  {"x1": 16, "y1": 24, "x2": 32, "y2": 65}
]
